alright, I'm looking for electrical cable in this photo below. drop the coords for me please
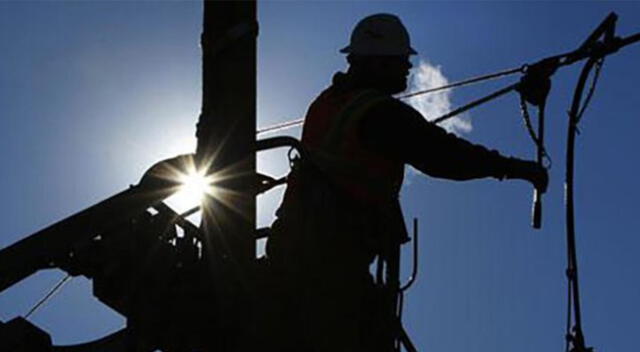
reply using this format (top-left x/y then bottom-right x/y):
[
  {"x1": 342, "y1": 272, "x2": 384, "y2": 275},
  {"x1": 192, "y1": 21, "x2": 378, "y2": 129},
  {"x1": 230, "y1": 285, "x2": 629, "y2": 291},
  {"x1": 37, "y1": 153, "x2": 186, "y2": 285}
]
[
  {"x1": 431, "y1": 83, "x2": 519, "y2": 124},
  {"x1": 576, "y1": 58, "x2": 605, "y2": 125},
  {"x1": 562, "y1": 56, "x2": 605, "y2": 352},
  {"x1": 565, "y1": 276, "x2": 573, "y2": 352},
  {"x1": 564, "y1": 55, "x2": 603, "y2": 352},
  {"x1": 25, "y1": 274, "x2": 72, "y2": 319},
  {"x1": 398, "y1": 65, "x2": 525, "y2": 99},
  {"x1": 256, "y1": 118, "x2": 305, "y2": 135},
  {"x1": 256, "y1": 66, "x2": 525, "y2": 135}
]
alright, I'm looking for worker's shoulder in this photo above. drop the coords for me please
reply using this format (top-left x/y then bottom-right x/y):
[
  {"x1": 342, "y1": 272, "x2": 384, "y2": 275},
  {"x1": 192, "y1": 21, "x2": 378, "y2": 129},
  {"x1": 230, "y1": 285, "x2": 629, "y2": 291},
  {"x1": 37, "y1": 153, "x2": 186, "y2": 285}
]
[{"x1": 363, "y1": 91, "x2": 422, "y2": 120}]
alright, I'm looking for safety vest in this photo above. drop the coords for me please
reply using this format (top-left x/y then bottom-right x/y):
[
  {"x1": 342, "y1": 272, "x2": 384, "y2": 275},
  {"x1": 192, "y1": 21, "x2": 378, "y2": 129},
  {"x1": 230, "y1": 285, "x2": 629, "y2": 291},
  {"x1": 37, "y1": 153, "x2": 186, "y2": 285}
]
[{"x1": 301, "y1": 88, "x2": 405, "y2": 204}]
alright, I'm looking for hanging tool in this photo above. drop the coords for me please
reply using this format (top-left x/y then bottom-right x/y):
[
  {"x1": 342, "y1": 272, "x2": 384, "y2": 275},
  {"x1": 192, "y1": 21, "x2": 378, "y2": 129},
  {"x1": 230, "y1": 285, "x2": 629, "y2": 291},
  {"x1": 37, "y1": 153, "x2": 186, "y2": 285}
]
[{"x1": 516, "y1": 57, "x2": 556, "y2": 228}]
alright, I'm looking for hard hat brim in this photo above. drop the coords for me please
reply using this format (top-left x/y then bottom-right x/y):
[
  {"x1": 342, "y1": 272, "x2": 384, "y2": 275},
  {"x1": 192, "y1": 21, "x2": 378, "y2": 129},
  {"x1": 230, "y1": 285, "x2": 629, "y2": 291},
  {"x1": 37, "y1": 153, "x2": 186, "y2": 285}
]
[{"x1": 339, "y1": 45, "x2": 417, "y2": 56}]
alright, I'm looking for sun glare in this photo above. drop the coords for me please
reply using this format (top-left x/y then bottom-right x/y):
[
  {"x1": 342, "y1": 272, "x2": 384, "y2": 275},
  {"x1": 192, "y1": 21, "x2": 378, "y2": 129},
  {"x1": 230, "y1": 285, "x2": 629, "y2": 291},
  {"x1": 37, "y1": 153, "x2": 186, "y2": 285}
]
[{"x1": 165, "y1": 169, "x2": 216, "y2": 214}]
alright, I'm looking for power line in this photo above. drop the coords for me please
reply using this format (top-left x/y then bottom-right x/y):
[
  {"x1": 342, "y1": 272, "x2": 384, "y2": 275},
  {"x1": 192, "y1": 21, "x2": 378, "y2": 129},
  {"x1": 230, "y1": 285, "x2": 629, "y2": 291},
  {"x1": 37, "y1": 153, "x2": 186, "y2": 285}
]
[
  {"x1": 24, "y1": 274, "x2": 72, "y2": 319},
  {"x1": 256, "y1": 65, "x2": 525, "y2": 135},
  {"x1": 399, "y1": 65, "x2": 524, "y2": 99}
]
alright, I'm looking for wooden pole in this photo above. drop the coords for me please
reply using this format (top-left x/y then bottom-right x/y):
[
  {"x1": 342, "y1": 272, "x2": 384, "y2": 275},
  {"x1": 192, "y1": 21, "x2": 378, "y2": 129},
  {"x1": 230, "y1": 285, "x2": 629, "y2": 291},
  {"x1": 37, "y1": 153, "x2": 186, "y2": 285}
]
[{"x1": 196, "y1": 0, "x2": 257, "y2": 347}]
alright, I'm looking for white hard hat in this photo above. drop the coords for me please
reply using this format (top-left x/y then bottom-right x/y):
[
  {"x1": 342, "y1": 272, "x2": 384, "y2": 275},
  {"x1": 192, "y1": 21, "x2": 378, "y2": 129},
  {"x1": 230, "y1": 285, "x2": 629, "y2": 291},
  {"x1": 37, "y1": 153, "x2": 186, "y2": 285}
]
[{"x1": 340, "y1": 13, "x2": 417, "y2": 56}]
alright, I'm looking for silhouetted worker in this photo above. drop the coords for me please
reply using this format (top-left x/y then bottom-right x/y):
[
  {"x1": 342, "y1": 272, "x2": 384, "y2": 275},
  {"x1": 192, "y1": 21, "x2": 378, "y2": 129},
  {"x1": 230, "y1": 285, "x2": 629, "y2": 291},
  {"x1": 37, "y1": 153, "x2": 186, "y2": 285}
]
[{"x1": 264, "y1": 13, "x2": 548, "y2": 352}]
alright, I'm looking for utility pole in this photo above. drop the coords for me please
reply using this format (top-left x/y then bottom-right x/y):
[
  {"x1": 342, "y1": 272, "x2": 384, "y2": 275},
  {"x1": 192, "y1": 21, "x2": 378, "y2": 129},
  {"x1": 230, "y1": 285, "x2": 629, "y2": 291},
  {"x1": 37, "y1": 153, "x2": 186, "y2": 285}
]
[{"x1": 197, "y1": 0, "x2": 257, "y2": 349}]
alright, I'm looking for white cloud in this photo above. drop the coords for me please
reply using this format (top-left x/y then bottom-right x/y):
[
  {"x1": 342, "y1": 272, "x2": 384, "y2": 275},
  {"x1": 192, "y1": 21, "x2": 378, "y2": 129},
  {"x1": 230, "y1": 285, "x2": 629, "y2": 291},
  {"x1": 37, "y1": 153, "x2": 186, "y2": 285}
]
[
  {"x1": 403, "y1": 60, "x2": 472, "y2": 185},
  {"x1": 404, "y1": 59, "x2": 472, "y2": 135}
]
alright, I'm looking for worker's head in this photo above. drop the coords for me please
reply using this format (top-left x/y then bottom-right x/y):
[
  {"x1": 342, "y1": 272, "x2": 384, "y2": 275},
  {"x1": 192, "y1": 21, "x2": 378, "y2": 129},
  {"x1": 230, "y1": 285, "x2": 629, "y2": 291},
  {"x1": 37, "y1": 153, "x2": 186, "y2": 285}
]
[{"x1": 341, "y1": 14, "x2": 416, "y2": 94}]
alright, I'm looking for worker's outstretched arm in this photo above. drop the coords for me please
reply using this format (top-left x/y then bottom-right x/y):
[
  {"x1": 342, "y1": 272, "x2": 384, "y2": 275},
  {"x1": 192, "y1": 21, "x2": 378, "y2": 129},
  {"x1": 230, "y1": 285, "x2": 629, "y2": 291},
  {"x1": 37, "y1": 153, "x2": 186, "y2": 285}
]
[{"x1": 360, "y1": 98, "x2": 548, "y2": 192}]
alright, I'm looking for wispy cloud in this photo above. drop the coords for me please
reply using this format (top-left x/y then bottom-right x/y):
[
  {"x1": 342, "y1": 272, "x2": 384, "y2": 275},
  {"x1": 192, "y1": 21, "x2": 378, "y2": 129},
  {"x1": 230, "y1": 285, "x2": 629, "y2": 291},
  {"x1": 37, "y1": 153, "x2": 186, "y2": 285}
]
[
  {"x1": 405, "y1": 59, "x2": 472, "y2": 135},
  {"x1": 403, "y1": 60, "x2": 472, "y2": 185}
]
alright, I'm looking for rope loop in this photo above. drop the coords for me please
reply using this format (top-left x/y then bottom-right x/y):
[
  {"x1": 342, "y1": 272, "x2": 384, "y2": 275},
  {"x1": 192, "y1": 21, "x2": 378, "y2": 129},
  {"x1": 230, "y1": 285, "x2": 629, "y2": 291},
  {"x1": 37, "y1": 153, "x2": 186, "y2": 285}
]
[{"x1": 518, "y1": 95, "x2": 553, "y2": 170}]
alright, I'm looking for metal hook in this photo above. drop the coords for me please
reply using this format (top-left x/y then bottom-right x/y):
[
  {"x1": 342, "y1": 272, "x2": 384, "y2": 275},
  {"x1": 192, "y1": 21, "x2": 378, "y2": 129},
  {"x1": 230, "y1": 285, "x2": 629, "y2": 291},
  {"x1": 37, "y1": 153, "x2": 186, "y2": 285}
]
[{"x1": 400, "y1": 218, "x2": 419, "y2": 292}]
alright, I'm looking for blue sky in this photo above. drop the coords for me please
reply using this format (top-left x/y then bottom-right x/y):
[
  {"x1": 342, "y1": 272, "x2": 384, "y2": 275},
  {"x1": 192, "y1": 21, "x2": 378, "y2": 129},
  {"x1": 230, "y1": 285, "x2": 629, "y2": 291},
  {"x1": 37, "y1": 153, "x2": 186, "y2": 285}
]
[{"x1": 1, "y1": 1, "x2": 639, "y2": 351}]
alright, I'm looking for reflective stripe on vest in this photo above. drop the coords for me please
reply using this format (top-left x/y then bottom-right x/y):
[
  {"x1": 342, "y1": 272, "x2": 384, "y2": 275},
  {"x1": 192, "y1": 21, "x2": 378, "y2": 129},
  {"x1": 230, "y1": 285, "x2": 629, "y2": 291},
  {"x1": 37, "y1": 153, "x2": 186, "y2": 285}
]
[{"x1": 302, "y1": 88, "x2": 404, "y2": 204}]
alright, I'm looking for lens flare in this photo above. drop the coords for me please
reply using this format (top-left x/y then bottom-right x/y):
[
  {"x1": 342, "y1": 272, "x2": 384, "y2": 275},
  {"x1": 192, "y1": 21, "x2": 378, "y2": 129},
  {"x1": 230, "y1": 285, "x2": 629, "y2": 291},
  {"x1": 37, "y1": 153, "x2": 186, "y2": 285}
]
[
  {"x1": 180, "y1": 172, "x2": 210, "y2": 202},
  {"x1": 165, "y1": 169, "x2": 216, "y2": 214}
]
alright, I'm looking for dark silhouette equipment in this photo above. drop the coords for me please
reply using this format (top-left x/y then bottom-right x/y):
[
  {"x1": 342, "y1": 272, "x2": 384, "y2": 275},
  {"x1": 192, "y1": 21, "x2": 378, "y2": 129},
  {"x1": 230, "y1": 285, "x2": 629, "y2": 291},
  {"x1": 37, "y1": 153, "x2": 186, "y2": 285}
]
[{"x1": 0, "y1": 2, "x2": 638, "y2": 351}]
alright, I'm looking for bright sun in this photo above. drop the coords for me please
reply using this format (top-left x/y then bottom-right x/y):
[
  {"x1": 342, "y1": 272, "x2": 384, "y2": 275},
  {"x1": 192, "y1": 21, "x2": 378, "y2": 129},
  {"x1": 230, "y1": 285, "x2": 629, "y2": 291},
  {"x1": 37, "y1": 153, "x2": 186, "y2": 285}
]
[{"x1": 165, "y1": 169, "x2": 216, "y2": 214}]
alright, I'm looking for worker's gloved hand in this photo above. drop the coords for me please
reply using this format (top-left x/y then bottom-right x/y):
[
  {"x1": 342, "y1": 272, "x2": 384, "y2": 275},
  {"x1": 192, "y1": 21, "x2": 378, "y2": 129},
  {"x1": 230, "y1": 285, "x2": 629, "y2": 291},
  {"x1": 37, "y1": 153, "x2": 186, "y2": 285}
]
[{"x1": 504, "y1": 158, "x2": 549, "y2": 193}]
